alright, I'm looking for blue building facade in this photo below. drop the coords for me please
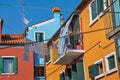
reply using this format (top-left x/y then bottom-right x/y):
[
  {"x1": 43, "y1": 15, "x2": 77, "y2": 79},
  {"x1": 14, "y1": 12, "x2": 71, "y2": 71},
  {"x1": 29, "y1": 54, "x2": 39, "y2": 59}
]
[{"x1": 26, "y1": 7, "x2": 63, "y2": 80}]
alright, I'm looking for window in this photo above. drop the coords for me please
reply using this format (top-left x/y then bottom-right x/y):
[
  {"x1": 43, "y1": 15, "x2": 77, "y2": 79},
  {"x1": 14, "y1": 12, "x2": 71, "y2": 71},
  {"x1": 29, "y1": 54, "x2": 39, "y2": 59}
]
[
  {"x1": 94, "y1": 59, "x2": 104, "y2": 79},
  {"x1": 0, "y1": 56, "x2": 18, "y2": 74},
  {"x1": 105, "y1": 52, "x2": 117, "y2": 74},
  {"x1": 34, "y1": 66, "x2": 44, "y2": 78},
  {"x1": 76, "y1": 60, "x2": 85, "y2": 80},
  {"x1": 89, "y1": 0, "x2": 106, "y2": 23},
  {"x1": 60, "y1": 71, "x2": 65, "y2": 80},
  {"x1": 88, "y1": 64, "x2": 99, "y2": 78},
  {"x1": 4, "y1": 58, "x2": 13, "y2": 73},
  {"x1": 35, "y1": 32, "x2": 44, "y2": 42},
  {"x1": 94, "y1": 59, "x2": 104, "y2": 74},
  {"x1": 68, "y1": 16, "x2": 81, "y2": 50},
  {"x1": 88, "y1": 59, "x2": 104, "y2": 79},
  {"x1": 71, "y1": 64, "x2": 77, "y2": 80},
  {"x1": 45, "y1": 47, "x2": 50, "y2": 63},
  {"x1": 65, "y1": 68, "x2": 71, "y2": 80}
]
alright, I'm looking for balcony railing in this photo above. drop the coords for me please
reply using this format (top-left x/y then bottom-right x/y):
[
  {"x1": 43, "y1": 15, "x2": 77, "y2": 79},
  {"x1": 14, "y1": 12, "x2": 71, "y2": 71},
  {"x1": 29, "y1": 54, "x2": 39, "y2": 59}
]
[
  {"x1": 104, "y1": 0, "x2": 120, "y2": 39},
  {"x1": 54, "y1": 34, "x2": 84, "y2": 65}
]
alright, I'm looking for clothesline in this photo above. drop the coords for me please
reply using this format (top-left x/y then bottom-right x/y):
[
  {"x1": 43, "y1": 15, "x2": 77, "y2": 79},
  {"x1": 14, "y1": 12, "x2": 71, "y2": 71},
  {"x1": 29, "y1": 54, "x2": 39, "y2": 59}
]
[{"x1": 0, "y1": 27, "x2": 113, "y2": 49}]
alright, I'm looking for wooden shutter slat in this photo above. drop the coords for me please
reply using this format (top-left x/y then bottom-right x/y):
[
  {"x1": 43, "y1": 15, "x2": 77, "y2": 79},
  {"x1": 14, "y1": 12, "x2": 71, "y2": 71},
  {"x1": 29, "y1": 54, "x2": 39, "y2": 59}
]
[
  {"x1": 13, "y1": 57, "x2": 18, "y2": 73},
  {"x1": 0, "y1": 57, "x2": 3, "y2": 73}
]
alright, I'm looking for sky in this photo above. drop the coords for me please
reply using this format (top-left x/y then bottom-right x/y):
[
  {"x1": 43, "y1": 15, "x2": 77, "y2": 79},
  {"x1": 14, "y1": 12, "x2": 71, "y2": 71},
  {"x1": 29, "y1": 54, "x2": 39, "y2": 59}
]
[{"x1": 0, "y1": 0, "x2": 81, "y2": 34}]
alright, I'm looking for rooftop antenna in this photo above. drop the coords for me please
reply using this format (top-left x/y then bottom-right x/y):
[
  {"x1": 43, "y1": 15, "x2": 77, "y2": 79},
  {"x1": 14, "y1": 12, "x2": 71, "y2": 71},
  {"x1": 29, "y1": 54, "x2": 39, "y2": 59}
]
[{"x1": 19, "y1": 0, "x2": 29, "y2": 26}]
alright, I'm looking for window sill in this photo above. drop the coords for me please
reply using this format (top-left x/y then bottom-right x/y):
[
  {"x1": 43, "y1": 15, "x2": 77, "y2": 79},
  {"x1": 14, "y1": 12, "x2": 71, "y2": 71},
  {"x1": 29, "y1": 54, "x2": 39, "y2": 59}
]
[
  {"x1": 35, "y1": 77, "x2": 45, "y2": 78},
  {"x1": 98, "y1": 12, "x2": 104, "y2": 18},
  {"x1": 89, "y1": 17, "x2": 98, "y2": 26},
  {"x1": 95, "y1": 73, "x2": 105, "y2": 80},
  {"x1": 1, "y1": 73, "x2": 15, "y2": 75},
  {"x1": 106, "y1": 68, "x2": 117, "y2": 75},
  {"x1": 46, "y1": 60, "x2": 51, "y2": 65}
]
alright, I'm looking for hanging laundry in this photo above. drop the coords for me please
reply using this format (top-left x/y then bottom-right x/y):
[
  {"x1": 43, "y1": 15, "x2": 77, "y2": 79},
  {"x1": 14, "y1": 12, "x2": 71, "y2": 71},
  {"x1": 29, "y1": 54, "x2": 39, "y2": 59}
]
[
  {"x1": 52, "y1": 41, "x2": 56, "y2": 48},
  {"x1": 23, "y1": 38, "x2": 32, "y2": 61},
  {"x1": 58, "y1": 14, "x2": 74, "y2": 57},
  {"x1": 44, "y1": 43, "x2": 48, "y2": 55},
  {"x1": 33, "y1": 42, "x2": 44, "y2": 58},
  {"x1": 39, "y1": 43, "x2": 44, "y2": 58}
]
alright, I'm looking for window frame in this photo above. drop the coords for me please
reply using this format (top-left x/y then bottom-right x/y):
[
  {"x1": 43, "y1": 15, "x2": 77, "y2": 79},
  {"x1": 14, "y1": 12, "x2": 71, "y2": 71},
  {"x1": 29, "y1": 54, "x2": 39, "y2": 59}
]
[
  {"x1": 89, "y1": 0, "x2": 107, "y2": 25},
  {"x1": 34, "y1": 65, "x2": 45, "y2": 78},
  {"x1": 1, "y1": 56, "x2": 16, "y2": 75},
  {"x1": 94, "y1": 58, "x2": 105, "y2": 79},
  {"x1": 60, "y1": 70, "x2": 65, "y2": 80},
  {"x1": 105, "y1": 52, "x2": 117, "y2": 75},
  {"x1": 34, "y1": 31, "x2": 45, "y2": 42},
  {"x1": 3, "y1": 58, "x2": 13, "y2": 73}
]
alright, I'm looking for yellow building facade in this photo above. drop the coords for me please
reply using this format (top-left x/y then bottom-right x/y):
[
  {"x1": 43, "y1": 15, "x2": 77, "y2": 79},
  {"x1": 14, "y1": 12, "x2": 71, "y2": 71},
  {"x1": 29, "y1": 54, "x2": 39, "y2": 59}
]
[{"x1": 46, "y1": 0, "x2": 120, "y2": 80}]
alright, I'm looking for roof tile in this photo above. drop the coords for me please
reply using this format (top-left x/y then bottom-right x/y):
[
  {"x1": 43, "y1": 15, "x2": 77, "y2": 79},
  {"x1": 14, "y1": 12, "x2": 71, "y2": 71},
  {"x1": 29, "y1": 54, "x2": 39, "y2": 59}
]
[{"x1": 0, "y1": 34, "x2": 24, "y2": 45}]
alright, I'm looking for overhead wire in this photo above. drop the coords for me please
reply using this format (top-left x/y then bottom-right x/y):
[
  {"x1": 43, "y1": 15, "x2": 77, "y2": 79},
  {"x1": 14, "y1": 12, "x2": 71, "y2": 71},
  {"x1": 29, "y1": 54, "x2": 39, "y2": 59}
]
[
  {"x1": 0, "y1": 27, "x2": 113, "y2": 49},
  {"x1": 0, "y1": 0, "x2": 118, "y2": 49},
  {"x1": 0, "y1": 3, "x2": 74, "y2": 12},
  {"x1": 0, "y1": 1, "x2": 119, "y2": 13}
]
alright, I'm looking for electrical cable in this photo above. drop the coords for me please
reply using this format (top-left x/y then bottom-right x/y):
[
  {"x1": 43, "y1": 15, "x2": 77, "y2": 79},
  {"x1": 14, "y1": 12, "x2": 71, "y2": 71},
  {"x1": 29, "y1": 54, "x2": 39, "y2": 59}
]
[
  {"x1": 0, "y1": 27, "x2": 113, "y2": 49},
  {"x1": 0, "y1": 0, "x2": 118, "y2": 13}
]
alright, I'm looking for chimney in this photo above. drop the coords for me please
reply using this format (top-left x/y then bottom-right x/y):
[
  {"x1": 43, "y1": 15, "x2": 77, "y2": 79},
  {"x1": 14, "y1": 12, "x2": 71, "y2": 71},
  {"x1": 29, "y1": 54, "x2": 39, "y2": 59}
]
[
  {"x1": 0, "y1": 19, "x2": 3, "y2": 42},
  {"x1": 52, "y1": 7, "x2": 61, "y2": 30},
  {"x1": 52, "y1": 7, "x2": 61, "y2": 13}
]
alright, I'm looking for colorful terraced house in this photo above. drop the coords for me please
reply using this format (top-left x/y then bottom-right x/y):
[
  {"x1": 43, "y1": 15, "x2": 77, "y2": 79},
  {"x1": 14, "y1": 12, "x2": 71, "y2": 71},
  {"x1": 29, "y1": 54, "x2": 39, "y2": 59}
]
[
  {"x1": 25, "y1": 7, "x2": 64, "y2": 80},
  {"x1": 45, "y1": 0, "x2": 120, "y2": 80},
  {"x1": 0, "y1": 19, "x2": 34, "y2": 80}
]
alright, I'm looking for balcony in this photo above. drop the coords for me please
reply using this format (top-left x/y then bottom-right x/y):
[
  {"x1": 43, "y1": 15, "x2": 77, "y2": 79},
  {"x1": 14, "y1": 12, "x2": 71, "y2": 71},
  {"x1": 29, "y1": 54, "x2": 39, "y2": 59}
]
[
  {"x1": 54, "y1": 34, "x2": 85, "y2": 65},
  {"x1": 104, "y1": 0, "x2": 120, "y2": 39},
  {"x1": 54, "y1": 48, "x2": 84, "y2": 65},
  {"x1": 107, "y1": 27, "x2": 120, "y2": 39}
]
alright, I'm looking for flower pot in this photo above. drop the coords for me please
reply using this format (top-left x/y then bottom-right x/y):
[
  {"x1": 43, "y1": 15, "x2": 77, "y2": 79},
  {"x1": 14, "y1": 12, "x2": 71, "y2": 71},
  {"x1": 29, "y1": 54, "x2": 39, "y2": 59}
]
[{"x1": 76, "y1": 45, "x2": 83, "y2": 50}]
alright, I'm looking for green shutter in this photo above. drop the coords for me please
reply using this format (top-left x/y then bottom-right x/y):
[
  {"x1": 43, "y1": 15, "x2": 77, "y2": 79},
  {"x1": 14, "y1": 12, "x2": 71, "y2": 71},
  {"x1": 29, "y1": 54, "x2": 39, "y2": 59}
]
[
  {"x1": 108, "y1": 56, "x2": 115, "y2": 70},
  {"x1": 40, "y1": 33, "x2": 43, "y2": 42},
  {"x1": 0, "y1": 57, "x2": 3, "y2": 73},
  {"x1": 60, "y1": 72, "x2": 65, "y2": 80},
  {"x1": 71, "y1": 64, "x2": 77, "y2": 80},
  {"x1": 88, "y1": 64, "x2": 99, "y2": 78},
  {"x1": 65, "y1": 68, "x2": 71, "y2": 80},
  {"x1": 60, "y1": 73, "x2": 63, "y2": 80},
  {"x1": 46, "y1": 54, "x2": 50, "y2": 62},
  {"x1": 76, "y1": 60, "x2": 85, "y2": 80},
  {"x1": 13, "y1": 57, "x2": 18, "y2": 73},
  {"x1": 36, "y1": 33, "x2": 39, "y2": 42}
]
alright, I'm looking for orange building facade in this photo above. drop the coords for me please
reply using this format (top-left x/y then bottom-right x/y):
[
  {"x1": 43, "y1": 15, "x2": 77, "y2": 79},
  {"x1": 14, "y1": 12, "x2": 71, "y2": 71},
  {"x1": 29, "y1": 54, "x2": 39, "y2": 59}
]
[{"x1": 46, "y1": 0, "x2": 120, "y2": 80}]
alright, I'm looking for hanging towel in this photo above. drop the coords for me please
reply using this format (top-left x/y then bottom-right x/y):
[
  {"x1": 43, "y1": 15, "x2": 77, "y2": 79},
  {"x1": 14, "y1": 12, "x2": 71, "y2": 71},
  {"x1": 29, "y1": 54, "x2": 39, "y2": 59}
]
[
  {"x1": 58, "y1": 14, "x2": 74, "y2": 57},
  {"x1": 23, "y1": 38, "x2": 32, "y2": 61},
  {"x1": 44, "y1": 43, "x2": 48, "y2": 55},
  {"x1": 33, "y1": 42, "x2": 44, "y2": 58},
  {"x1": 52, "y1": 41, "x2": 56, "y2": 48}
]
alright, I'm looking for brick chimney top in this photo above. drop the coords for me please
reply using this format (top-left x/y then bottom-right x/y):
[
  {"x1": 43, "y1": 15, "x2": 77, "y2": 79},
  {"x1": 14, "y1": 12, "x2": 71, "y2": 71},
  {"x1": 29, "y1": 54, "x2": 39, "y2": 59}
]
[{"x1": 52, "y1": 7, "x2": 61, "y2": 13}]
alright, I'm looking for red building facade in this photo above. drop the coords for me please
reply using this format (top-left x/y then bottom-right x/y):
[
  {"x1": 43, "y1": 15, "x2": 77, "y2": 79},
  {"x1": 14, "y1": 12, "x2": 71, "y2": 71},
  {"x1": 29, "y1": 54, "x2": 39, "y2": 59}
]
[{"x1": 0, "y1": 19, "x2": 34, "y2": 80}]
